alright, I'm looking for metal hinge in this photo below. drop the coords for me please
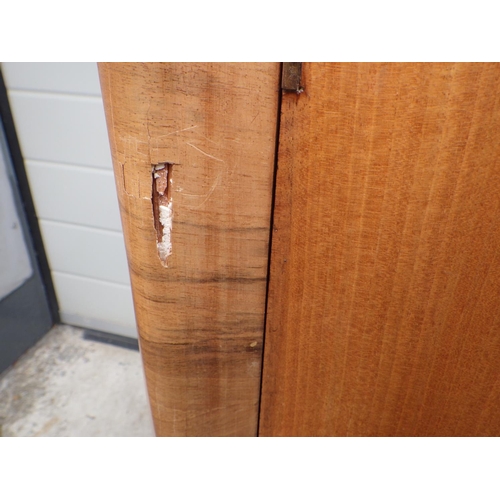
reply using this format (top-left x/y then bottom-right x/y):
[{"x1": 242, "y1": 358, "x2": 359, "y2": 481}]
[{"x1": 281, "y1": 63, "x2": 303, "y2": 93}]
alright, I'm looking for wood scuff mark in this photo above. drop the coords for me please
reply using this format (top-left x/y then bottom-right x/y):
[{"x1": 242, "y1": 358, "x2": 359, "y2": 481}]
[{"x1": 152, "y1": 163, "x2": 174, "y2": 267}]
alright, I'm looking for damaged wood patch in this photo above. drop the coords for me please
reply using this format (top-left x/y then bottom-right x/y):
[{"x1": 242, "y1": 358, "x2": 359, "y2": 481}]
[{"x1": 152, "y1": 163, "x2": 173, "y2": 266}]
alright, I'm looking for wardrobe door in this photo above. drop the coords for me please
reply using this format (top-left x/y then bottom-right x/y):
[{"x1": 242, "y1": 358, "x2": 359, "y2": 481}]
[{"x1": 260, "y1": 63, "x2": 500, "y2": 436}]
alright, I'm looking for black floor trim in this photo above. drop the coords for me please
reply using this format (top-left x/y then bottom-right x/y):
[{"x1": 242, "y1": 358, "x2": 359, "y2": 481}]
[{"x1": 83, "y1": 329, "x2": 140, "y2": 351}]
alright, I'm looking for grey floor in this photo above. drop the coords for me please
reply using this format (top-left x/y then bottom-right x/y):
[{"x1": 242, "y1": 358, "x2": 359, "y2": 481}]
[{"x1": 0, "y1": 324, "x2": 155, "y2": 437}]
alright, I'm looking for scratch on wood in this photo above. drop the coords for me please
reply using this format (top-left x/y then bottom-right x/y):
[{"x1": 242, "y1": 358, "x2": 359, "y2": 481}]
[
  {"x1": 178, "y1": 171, "x2": 223, "y2": 209},
  {"x1": 121, "y1": 162, "x2": 134, "y2": 198},
  {"x1": 155, "y1": 125, "x2": 199, "y2": 138},
  {"x1": 186, "y1": 142, "x2": 224, "y2": 162}
]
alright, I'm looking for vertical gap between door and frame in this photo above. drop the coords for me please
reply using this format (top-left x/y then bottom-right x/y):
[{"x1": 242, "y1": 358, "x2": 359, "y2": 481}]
[{"x1": 256, "y1": 63, "x2": 285, "y2": 437}]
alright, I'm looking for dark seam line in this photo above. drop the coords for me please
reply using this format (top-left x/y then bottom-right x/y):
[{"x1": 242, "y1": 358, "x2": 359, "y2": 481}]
[{"x1": 257, "y1": 64, "x2": 284, "y2": 437}]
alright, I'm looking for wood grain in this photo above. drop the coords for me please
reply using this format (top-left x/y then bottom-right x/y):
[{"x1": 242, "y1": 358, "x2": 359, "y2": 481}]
[
  {"x1": 260, "y1": 63, "x2": 500, "y2": 436},
  {"x1": 99, "y1": 63, "x2": 280, "y2": 436}
]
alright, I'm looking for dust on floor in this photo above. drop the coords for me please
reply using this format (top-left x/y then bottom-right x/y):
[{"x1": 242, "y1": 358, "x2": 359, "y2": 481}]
[{"x1": 0, "y1": 324, "x2": 155, "y2": 436}]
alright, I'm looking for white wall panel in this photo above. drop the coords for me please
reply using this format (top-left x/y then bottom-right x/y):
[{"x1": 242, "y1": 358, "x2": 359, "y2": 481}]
[
  {"x1": 25, "y1": 160, "x2": 123, "y2": 231},
  {"x1": 53, "y1": 272, "x2": 137, "y2": 338},
  {"x1": 7, "y1": 90, "x2": 112, "y2": 169},
  {"x1": 4, "y1": 63, "x2": 137, "y2": 338},
  {"x1": 1, "y1": 63, "x2": 102, "y2": 96},
  {"x1": 40, "y1": 220, "x2": 130, "y2": 286}
]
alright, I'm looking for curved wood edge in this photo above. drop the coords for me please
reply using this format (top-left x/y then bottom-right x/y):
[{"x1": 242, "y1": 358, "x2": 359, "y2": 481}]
[{"x1": 99, "y1": 63, "x2": 280, "y2": 436}]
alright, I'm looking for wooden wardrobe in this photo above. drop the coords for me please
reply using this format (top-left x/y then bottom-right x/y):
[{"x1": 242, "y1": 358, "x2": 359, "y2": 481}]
[{"x1": 99, "y1": 63, "x2": 500, "y2": 436}]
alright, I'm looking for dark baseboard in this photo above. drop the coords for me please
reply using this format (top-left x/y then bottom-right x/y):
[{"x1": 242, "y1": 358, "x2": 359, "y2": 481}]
[{"x1": 83, "y1": 329, "x2": 139, "y2": 351}]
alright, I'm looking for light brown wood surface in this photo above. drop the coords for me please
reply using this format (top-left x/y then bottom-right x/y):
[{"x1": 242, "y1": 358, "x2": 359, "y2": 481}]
[
  {"x1": 260, "y1": 63, "x2": 500, "y2": 436},
  {"x1": 99, "y1": 63, "x2": 280, "y2": 436}
]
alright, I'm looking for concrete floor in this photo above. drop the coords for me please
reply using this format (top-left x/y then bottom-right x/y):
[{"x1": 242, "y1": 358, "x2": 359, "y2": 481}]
[{"x1": 0, "y1": 324, "x2": 155, "y2": 436}]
